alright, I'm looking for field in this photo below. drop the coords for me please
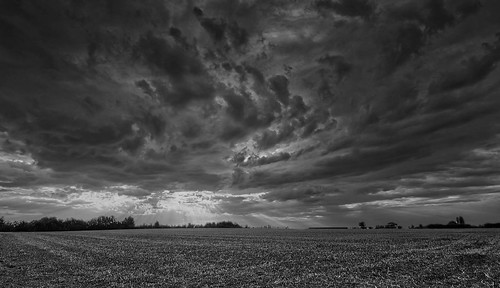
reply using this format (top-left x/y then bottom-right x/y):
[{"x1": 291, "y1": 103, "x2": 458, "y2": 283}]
[{"x1": 1, "y1": 229, "x2": 499, "y2": 287}]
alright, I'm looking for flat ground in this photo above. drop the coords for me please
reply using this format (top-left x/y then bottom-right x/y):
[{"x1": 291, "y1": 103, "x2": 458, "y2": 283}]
[{"x1": 1, "y1": 229, "x2": 499, "y2": 287}]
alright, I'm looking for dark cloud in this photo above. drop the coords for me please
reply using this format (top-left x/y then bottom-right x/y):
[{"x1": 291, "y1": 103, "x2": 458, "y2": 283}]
[
  {"x1": 194, "y1": 8, "x2": 226, "y2": 42},
  {"x1": 317, "y1": 55, "x2": 352, "y2": 83},
  {"x1": 288, "y1": 95, "x2": 309, "y2": 118},
  {"x1": 254, "y1": 123, "x2": 295, "y2": 150},
  {"x1": 381, "y1": 23, "x2": 425, "y2": 71},
  {"x1": 231, "y1": 167, "x2": 247, "y2": 187},
  {"x1": 218, "y1": 124, "x2": 248, "y2": 142},
  {"x1": 134, "y1": 32, "x2": 215, "y2": 106},
  {"x1": 447, "y1": 0, "x2": 482, "y2": 19},
  {"x1": 262, "y1": 186, "x2": 328, "y2": 203},
  {"x1": 180, "y1": 118, "x2": 203, "y2": 139},
  {"x1": 243, "y1": 142, "x2": 427, "y2": 189},
  {"x1": 385, "y1": 0, "x2": 455, "y2": 34},
  {"x1": 193, "y1": 6, "x2": 249, "y2": 51},
  {"x1": 268, "y1": 75, "x2": 290, "y2": 106},
  {"x1": 421, "y1": 0, "x2": 456, "y2": 34},
  {"x1": 168, "y1": 27, "x2": 191, "y2": 50},
  {"x1": 369, "y1": 79, "x2": 420, "y2": 123},
  {"x1": 244, "y1": 65, "x2": 266, "y2": 84},
  {"x1": 377, "y1": 0, "x2": 485, "y2": 73},
  {"x1": 135, "y1": 80, "x2": 155, "y2": 97},
  {"x1": 0, "y1": 0, "x2": 226, "y2": 193},
  {"x1": 429, "y1": 37, "x2": 500, "y2": 94},
  {"x1": 300, "y1": 108, "x2": 336, "y2": 137},
  {"x1": 301, "y1": 121, "x2": 319, "y2": 138},
  {"x1": 222, "y1": 92, "x2": 266, "y2": 129},
  {"x1": 314, "y1": 0, "x2": 377, "y2": 20},
  {"x1": 2, "y1": 0, "x2": 500, "y2": 227}
]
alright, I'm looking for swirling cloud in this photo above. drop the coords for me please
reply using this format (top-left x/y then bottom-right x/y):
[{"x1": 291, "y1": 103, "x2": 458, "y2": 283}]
[{"x1": 1, "y1": 0, "x2": 500, "y2": 227}]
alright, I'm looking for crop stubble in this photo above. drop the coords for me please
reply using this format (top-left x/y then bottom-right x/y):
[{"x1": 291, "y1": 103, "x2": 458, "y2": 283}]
[{"x1": 0, "y1": 229, "x2": 499, "y2": 287}]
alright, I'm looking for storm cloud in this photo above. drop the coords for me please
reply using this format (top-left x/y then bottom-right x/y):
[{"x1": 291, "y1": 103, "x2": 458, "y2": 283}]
[{"x1": 1, "y1": 0, "x2": 500, "y2": 227}]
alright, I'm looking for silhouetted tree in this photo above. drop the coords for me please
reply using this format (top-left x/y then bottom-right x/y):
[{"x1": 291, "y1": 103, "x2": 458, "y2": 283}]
[
  {"x1": 196, "y1": 221, "x2": 242, "y2": 228},
  {"x1": 63, "y1": 218, "x2": 87, "y2": 231},
  {"x1": 358, "y1": 221, "x2": 366, "y2": 229},
  {"x1": 93, "y1": 216, "x2": 119, "y2": 229},
  {"x1": 32, "y1": 217, "x2": 63, "y2": 231},
  {"x1": 386, "y1": 222, "x2": 398, "y2": 229},
  {"x1": 14, "y1": 221, "x2": 30, "y2": 231},
  {"x1": 0, "y1": 216, "x2": 8, "y2": 232},
  {"x1": 122, "y1": 216, "x2": 135, "y2": 229},
  {"x1": 483, "y1": 223, "x2": 500, "y2": 228}
]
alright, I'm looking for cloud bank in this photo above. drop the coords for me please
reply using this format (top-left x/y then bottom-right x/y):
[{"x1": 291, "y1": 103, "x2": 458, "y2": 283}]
[{"x1": 1, "y1": 0, "x2": 500, "y2": 227}]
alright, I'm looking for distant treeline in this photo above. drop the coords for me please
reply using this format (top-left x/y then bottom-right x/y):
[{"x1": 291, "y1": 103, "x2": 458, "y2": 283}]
[
  {"x1": 411, "y1": 223, "x2": 500, "y2": 229},
  {"x1": 309, "y1": 227, "x2": 348, "y2": 229},
  {"x1": 408, "y1": 216, "x2": 500, "y2": 229},
  {"x1": 142, "y1": 220, "x2": 242, "y2": 229},
  {"x1": 0, "y1": 215, "x2": 135, "y2": 232},
  {"x1": 0, "y1": 216, "x2": 242, "y2": 232}
]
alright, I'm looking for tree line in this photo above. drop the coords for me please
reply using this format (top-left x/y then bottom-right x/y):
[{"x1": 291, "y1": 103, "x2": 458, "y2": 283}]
[
  {"x1": 0, "y1": 216, "x2": 243, "y2": 232},
  {"x1": 358, "y1": 216, "x2": 500, "y2": 230},
  {"x1": 0, "y1": 215, "x2": 135, "y2": 232},
  {"x1": 409, "y1": 216, "x2": 500, "y2": 229},
  {"x1": 140, "y1": 220, "x2": 242, "y2": 229}
]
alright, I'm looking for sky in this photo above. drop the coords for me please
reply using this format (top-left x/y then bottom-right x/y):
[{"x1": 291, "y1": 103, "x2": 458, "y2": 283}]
[{"x1": 1, "y1": 0, "x2": 500, "y2": 228}]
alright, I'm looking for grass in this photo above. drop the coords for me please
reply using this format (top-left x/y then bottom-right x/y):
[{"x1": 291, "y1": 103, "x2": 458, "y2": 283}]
[{"x1": 1, "y1": 229, "x2": 499, "y2": 287}]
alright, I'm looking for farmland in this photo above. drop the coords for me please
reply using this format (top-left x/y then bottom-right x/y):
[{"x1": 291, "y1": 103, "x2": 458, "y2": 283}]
[{"x1": 1, "y1": 229, "x2": 499, "y2": 287}]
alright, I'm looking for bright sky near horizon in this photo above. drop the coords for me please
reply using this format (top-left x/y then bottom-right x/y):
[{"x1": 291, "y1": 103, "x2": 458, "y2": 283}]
[{"x1": 1, "y1": 0, "x2": 500, "y2": 228}]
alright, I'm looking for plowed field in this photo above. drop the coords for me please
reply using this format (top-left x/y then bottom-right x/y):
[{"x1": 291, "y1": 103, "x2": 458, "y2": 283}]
[{"x1": 1, "y1": 229, "x2": 499, "y2": 287}]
